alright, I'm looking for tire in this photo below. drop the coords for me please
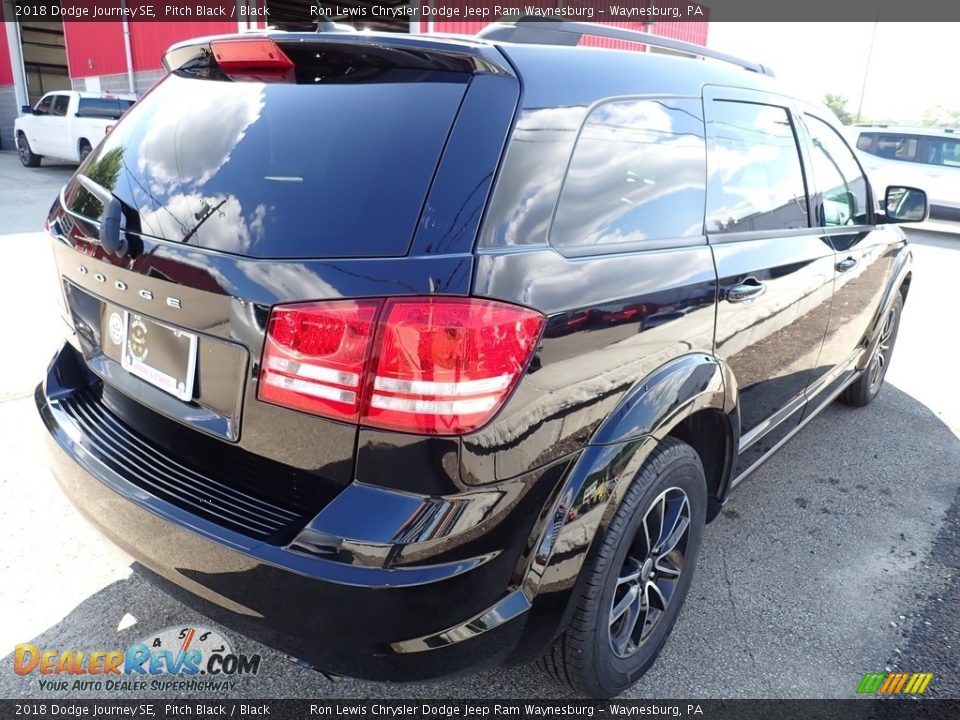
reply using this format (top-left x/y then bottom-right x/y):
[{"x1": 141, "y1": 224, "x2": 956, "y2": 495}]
[
  {"x1": 16, "y1": 132, "x2": 41, "y2": 167},
  {"x1": 79, "y1": 141, "x2": 92, "y2": 162},
  {"x1": 839, "y1": 293, "x2": 903, "y2": 408},
  {"x1": 540, "y1": 436, "x2": 707, "y2": 697}
]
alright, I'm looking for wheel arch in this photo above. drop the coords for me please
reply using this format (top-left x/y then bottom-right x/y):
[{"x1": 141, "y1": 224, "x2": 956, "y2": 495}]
[{"x1": 509, "y1": 353, "x2": 741, "y2": 660}]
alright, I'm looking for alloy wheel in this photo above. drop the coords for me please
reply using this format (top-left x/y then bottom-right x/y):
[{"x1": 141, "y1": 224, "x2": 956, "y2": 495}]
[
  {"x1": 608, "y1": 487, "x2": 690, "y2": 658},
  {"x1": 17, "y1": 136, "x2": 29, "y2": 165},
  {"x1": 868, "y1": 306, "x2": 896, "y2": 393}
]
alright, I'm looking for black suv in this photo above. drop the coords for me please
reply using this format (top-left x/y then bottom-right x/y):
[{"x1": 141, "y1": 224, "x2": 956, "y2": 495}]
[{"x1": 37, "y1": 21, "x2": 923, "y2": 697}]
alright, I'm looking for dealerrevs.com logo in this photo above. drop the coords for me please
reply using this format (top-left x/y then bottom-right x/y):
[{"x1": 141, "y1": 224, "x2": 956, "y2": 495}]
[{"x1": 13, "y1": 626, "x2": 261, "y2": 693}]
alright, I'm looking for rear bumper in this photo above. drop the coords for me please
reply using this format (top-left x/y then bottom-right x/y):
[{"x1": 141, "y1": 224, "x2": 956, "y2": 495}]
[{"x1": 36, "y1": 343, "x2": 533, "y2": 681}]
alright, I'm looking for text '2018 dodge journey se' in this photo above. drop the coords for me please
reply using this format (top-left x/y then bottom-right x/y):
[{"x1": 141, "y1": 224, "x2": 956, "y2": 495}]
[{"x1": 37, "y1": 21, "x2": 924, "y2": 697}]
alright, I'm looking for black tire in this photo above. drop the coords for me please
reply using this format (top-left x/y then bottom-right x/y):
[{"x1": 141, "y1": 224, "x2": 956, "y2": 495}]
[
  {"x1": 16, "y1": 132, "x2": 41, "y2": 167},
  {"x1": 79, "y1": 140, "x2": 92, "y2": 162},
  {"x1": 839, "y1": 293, "x2": 903, "y2": 408},
  {"x1": 540, "y1": 436, "x2": 707, "y2": 697}
]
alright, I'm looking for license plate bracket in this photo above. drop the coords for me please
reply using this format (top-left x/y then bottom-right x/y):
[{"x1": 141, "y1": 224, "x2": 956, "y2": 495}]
[{"x1": 121, "y1": 312, "x2": 198, "y2": 402}]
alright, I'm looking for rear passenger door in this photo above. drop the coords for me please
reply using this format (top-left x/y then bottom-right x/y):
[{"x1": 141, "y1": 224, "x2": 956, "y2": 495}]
[{"x1": 703, "y1": 88, "x2": 836, "y2": 474}]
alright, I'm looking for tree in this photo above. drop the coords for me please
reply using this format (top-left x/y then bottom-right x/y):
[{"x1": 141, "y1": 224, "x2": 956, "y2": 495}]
[
  {"x1": 921, "y1": 105, "x2": 960, "y2": 128},
  {"x1": 823, "y1": 93, "x2": 854, "y2": 125}
]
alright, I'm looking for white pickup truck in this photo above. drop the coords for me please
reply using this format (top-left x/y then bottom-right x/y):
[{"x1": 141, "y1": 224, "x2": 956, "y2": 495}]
[{"x1": 14, "y1": 91, "x2": 136, "y2": 167}]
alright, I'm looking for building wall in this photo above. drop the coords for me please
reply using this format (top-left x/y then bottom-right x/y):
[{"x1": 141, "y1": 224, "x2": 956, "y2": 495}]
[
  {"x1": 0, "y1": 5, "x2": 16, "y2": 149},
  {"x1": 71, "y1": 69, "x2": 166, "y2": 96},
  {"x1": 0, "y1": 7, "x2": 14, "y2": 85},
  {"x1": 64, "y1": 21, "x2": 237, "y2": 79},
  {"x1": 0, "y1": 84, "x2": 17, "y2": 149}
]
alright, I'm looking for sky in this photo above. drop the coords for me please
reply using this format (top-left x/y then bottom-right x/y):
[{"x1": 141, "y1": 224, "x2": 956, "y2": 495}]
[{"x1": 707, "y1": 23, "x2": 959, "y2": 124}]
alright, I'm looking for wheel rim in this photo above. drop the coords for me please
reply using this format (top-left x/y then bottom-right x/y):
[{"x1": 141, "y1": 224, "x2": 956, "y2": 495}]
[
  {"x1": 17, "y1": 136, "x2": 29, "y2": 163},
  {"x1": 868, "y1": 306, "x2": 896, "y2": 393},
  {"x1": 80, "y1": 145, "x2": 91, "y2": 161},
  {"x1": 608, "y1": 487, "x2": 690, "y2": 658}
]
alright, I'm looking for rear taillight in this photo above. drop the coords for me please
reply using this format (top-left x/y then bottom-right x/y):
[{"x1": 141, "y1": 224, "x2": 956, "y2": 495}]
[
  {"x1": 258, "y1": 297, "x2": 545, "y2": 435},
  {"x1": 210, "y1": 39, "x2": 295, "y2": 83},
  {"x1": 259, "y1": 300, "x2": 379, "y2": 422}
]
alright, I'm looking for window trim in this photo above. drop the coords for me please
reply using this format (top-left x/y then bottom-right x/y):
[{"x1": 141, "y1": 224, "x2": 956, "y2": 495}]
[{"x1": 546, "y1": 93, "x2": 708, "y2": 259}]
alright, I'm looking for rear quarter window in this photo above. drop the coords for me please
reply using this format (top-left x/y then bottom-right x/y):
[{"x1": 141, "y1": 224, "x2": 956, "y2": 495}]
[{"x1": 550, "y1": 97, "x2": 707, "y2": 254}]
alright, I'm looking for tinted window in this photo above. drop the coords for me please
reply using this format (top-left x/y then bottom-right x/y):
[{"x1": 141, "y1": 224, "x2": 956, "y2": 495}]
[
  {"x1": 35, "y1": 96, "x2": 53, "y2": 115},
  {"x1": 52, "y1": 95, "x2": 70, "y2": 117},
  {"x1": 78, "y1": 98, "x2": 135, "y2": 119},
  {"x1": 874, "y1": 134, "x2": 917, "y2": 161},
  {"x1": 64, "y1": 71, "x2": 467, "y2": 258},
  {"x1": 856, "y1": 133, "x2": 874, "y2": 152},
  {"x1": 920, "y1": 137, "x2": 960, "y2": 167},
  {"x1": 705, "y1": 101, "x2": 808, "y2": 233},
  {"x1": 77, "y1": 98, "x2": 133, "y2": 120},
  {"x1": 550, "y1": 98, "x2": 706, "y2": 251},
  {"x1": 805, "y1": 114, "x2": 870, "y2": 226}
]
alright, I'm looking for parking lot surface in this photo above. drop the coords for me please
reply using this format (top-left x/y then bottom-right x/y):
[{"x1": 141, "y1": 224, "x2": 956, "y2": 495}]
[{"x1": 0, "y1": 151, "x2": 957, "y2": 699}]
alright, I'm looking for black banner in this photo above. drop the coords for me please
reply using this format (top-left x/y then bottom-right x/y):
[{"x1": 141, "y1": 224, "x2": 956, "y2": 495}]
[
  {"x1": 7, "y1": 0, "x2": 960, "y2": 23},
  {"x1": 1, "y1": 701, "x2": 960, "y2": 720}
]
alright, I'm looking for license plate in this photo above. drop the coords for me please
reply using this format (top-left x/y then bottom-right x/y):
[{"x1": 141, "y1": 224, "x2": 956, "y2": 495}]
[{"x1": 121, "y1": 312, "x2": 198, "y2": 402}]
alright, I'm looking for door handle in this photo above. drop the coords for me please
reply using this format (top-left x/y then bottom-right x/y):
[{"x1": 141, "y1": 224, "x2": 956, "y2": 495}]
[
  {"x1": 727, "y1": 277, "x2": 766, "y2": 303},
  {"x1": 836, "y1": 257, "x2": 858, "y2": 272}
]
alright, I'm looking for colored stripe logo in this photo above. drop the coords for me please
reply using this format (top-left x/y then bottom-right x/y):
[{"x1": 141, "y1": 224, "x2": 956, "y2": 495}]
[{"x1": 857, "y1": 672, "x2": 933, "y2": 694}]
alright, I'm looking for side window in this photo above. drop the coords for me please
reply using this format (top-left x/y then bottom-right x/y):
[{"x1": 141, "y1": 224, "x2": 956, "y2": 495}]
[
  {"x1": 804, "y1": 114, "x2": 870, "y2": 226},
  {"x1": 705, "y1": 100, "x2": 808, "y2": 233},
  {"x1": 875, "y1": 134, "x2": 917, "y2": 161},
  {"x1": 550, "y1": 97, "x2": 706, "y2": 253},
  {"x1": 856, "y1": 133, "x2": 875, "y2": 152},
  {"x1": 35, "y1": 95, "x2": 53, "y2": 115},
  {"x1": 919, "y1": 137, "x2": 960, "y2": 167},
  {"x1": 52, "y1": 95, "x2": 70, "y2": 117}
]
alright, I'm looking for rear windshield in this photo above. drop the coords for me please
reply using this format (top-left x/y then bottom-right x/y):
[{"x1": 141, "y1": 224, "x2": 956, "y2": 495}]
[
  {"x1": 77, "y1": 98, "x2": 135, "y2": 119},
  {"x1": 65, "y1": 70, "x2": 468, "y2": 258}
]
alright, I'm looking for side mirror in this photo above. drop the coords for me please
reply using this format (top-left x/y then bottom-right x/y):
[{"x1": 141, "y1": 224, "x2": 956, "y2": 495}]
[
  {"x1": 884, "y1": 186, "x2": 929, "y2": 223},
  {"x1": 21, "y1": 105, "x2": 33, "y2": 114}
]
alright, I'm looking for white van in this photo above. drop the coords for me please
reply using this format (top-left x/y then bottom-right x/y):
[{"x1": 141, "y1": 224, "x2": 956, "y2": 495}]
[{"x1": 845, "y1": 125, "x2": 960, "y2": 233}]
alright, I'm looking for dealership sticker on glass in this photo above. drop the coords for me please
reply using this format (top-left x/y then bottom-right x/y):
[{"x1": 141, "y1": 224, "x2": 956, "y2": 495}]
[{"x1": 121, "y1": 312, "x2": 198, "y2": 402}]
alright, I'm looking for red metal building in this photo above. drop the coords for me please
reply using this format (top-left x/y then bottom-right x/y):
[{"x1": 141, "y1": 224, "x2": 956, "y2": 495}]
[{"x1": 0, "y1": 2, "x2": 708, "y2": 150}]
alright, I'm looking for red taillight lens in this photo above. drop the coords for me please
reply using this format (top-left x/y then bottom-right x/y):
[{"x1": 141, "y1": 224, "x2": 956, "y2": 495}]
[
  {"x1": 210, "y1": 39, "x2": 295, "y2": 83},
  {"x1": 258, "y1": 297, "x2": 545, "y2": 435},
  {"x1": 259, "y1": 300, "x2": 381, "y2": 422},
  {"x1": 366, "y1": 298, "x2": 544, "y2": 434}
]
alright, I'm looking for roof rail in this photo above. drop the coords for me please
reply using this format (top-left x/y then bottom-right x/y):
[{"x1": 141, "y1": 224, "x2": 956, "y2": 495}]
[{"x1": 476, "y1": 19, "x2": 775, "y2": 77}]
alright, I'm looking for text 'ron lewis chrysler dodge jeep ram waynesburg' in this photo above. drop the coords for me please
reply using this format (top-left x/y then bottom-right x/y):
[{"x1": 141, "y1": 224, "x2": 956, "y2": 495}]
[{"x1": 37, "y1": 21, "x2": 924, "y2": 697}]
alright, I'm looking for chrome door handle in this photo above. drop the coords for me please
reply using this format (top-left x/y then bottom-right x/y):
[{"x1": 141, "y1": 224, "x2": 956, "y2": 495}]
[
  {"x1": 727, "y1": 277, "x2": 766, "y2": 303},
  {"x1": 836, "y1": 257, "x2": 858, "y2": 272}
]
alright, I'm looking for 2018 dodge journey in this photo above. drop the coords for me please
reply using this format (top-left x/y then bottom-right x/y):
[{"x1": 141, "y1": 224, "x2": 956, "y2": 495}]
[{"x1": 36, "y1": 21, "x2": 924, "y2": 697}]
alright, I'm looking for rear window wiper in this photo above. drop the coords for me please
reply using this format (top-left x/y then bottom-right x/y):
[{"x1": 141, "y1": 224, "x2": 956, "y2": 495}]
[{"x1": 74, "y1": 175, "x2": 130, "y2": 257}]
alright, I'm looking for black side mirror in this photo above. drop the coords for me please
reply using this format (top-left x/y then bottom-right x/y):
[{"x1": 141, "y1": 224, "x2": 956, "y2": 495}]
[
  {"x1": 21, "y1": 105, "x2": 33, "y2": 114},
  {"x1": 884, "y1": 186, "x2": 929, "y2": 223}
]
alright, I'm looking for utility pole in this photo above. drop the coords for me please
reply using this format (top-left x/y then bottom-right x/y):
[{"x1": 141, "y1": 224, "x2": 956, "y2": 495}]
[{"x1": 856, "y1": 11, "x2": 880, "y2": 123}]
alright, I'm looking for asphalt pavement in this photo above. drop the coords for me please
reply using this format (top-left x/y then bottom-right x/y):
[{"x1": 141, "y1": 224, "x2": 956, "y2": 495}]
[{"x1": 0, "y1": 151, "x2": 957, "y2": 699}]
